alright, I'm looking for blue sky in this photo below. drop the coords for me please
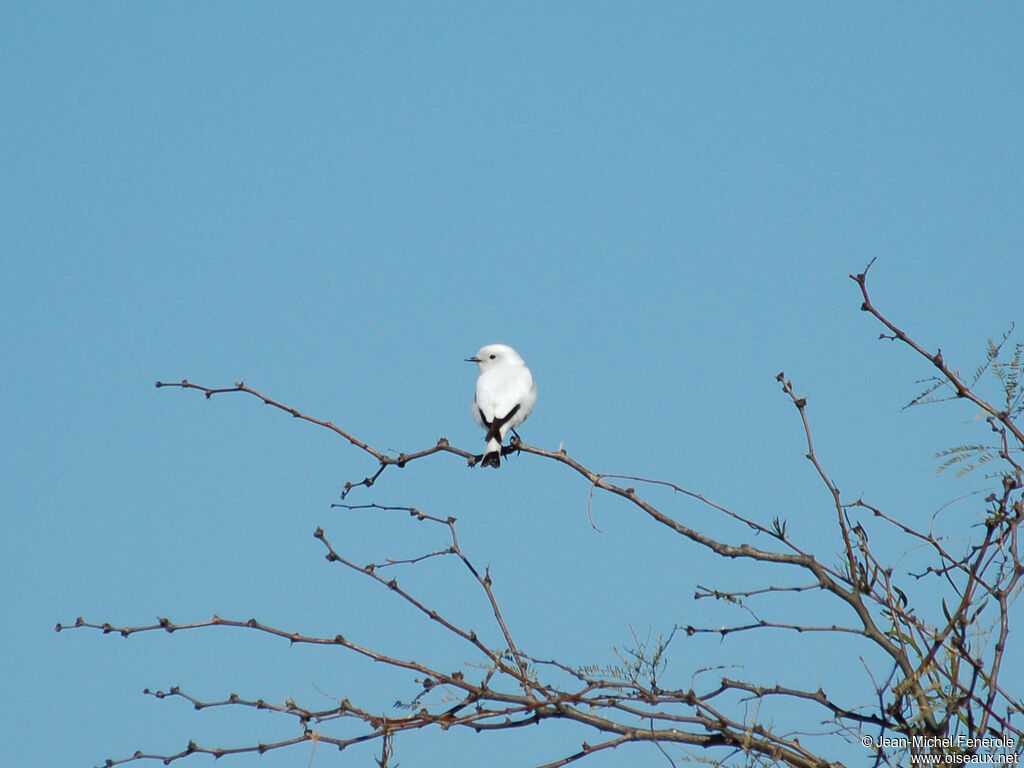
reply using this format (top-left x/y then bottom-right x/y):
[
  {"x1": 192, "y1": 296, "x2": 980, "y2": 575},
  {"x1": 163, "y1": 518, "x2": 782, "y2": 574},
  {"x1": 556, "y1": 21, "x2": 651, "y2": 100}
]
[{"x1": 3, "y1": 4, "x2": 1022, "y2": 766}]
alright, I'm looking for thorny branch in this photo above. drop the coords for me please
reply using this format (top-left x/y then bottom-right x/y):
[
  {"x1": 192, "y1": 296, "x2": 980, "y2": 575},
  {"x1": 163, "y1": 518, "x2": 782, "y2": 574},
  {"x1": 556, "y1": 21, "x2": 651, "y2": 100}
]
[{"x1": 60, "y1": 265, "x2": 1023, "y2": 767}]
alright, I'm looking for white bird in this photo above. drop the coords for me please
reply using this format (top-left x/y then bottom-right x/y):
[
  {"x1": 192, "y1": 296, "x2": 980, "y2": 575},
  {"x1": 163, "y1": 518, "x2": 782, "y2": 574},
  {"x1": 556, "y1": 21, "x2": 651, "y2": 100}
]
[{"x1": 466, "y1": 344, "x2": 537, "y2": 468}]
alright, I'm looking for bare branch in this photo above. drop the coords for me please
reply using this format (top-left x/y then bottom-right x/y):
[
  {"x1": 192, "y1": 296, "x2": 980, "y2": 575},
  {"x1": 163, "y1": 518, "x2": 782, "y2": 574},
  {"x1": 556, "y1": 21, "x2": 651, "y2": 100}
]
[{"x1": 63, "y1": 272, "x2": 1021, "y2": 767}]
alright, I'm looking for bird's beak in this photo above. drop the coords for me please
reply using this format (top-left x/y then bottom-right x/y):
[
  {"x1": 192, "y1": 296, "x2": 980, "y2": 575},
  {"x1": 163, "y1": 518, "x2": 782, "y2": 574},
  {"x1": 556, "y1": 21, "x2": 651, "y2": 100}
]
[{"x1": 465, "y1": 356, "x2": 480, "y2": 363}]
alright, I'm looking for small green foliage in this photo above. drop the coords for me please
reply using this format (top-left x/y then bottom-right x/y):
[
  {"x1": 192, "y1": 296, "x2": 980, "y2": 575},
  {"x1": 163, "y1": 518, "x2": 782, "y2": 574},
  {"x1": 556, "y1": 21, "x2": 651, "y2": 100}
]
[
  {"x1": 934, "y1": 444, "x2": 998, "y2": 477},
  {"x1": 931, "y1": 327, "x2": 1022, "y2": 476}
]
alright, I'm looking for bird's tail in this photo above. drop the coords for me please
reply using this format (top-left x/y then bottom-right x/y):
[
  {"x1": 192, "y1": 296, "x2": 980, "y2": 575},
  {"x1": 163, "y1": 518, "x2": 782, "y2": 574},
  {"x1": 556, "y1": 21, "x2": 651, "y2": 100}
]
[
  {"x1": 482, "y1": 437, "x2": 502, "y2": 468},
  {"x1": 480, "y1": 404, "x2": 520, "y2": 469}
]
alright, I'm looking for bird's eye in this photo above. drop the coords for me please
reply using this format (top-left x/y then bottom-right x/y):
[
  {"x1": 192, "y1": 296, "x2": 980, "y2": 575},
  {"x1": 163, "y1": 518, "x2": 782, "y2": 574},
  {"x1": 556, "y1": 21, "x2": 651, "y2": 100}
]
[{"x1": 489, "y1": 354, "x2": 496, "y2": 359}]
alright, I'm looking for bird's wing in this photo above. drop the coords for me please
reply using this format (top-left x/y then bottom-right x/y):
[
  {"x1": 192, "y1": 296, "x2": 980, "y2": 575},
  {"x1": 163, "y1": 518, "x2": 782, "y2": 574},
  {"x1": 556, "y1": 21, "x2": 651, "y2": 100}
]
[
  {"x1": 476, "y1": 365, "x2": 533, "y2": 423},
  {"x1": 471, "y1": 398, "x2": 486, "y2": 428}
]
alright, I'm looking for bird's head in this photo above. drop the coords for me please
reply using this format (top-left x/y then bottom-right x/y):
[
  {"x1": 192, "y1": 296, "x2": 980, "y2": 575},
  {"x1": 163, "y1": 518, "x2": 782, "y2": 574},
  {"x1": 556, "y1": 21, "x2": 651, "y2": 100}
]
[{"x1": 465, "y1": 343, "x2": 525, "y2": 370}]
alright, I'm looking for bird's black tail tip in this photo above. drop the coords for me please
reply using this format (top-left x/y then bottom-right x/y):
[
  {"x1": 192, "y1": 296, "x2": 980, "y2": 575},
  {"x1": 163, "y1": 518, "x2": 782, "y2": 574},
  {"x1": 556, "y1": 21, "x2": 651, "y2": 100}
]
[{"x1": 481, "y1": 451, "x2": 501, "y2": 468}]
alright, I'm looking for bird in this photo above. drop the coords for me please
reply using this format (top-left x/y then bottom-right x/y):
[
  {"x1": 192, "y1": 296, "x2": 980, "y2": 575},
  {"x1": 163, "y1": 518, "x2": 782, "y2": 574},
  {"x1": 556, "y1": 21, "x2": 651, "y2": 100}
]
[{"x1": 466, "y1": 344, "x2": 537, "y2": 468}]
